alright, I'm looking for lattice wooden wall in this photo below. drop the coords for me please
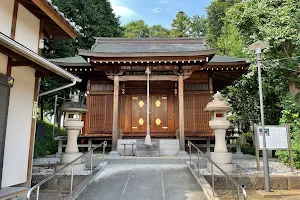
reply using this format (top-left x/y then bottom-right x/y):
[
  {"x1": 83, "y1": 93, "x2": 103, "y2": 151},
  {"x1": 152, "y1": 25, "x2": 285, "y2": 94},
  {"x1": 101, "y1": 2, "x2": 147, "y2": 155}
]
[
  {"x1": 86, "y1": 95, "x2": 113, "y2": 134},
  {"x1": 184, "y1": 94, "x2": 211, "y2": 133}
]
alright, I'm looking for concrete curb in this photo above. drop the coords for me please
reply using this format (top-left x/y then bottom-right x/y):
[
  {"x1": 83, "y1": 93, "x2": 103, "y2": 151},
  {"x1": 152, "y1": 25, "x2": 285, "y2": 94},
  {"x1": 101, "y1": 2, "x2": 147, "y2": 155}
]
[
  {"x1": 64, "y1": 161, "x2": 109, "y2": 200},
  {"x1": 186, "y1": 161, "x2": 220, "y2": 200}
]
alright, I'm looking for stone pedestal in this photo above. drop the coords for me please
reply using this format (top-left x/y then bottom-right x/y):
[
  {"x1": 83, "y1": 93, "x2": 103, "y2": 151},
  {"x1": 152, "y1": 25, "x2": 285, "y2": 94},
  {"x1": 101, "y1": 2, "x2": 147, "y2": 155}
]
[
  {"x1": 135, "y1": 140, "x2": 159, "y2": 157},
  {"x1": 208, "y1": 152, "x2": 236, "y2": 173},
  {"x1": 56, "y1": 152, "x2": 85, "y2": 174},
  {"x1": 56, "y1": 121, "x2": 85, "y2": 173}
]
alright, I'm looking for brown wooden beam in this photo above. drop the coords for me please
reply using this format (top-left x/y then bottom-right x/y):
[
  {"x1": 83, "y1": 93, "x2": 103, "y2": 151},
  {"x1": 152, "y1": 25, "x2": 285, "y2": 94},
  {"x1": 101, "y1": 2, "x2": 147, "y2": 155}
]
[
  {"x1": 111, "y1": 75, "x2": 119, "y2": 152},
  {"x1": 26, "y1": 77, "x2": 39, "y2": 186},
  {"x1": 10, "y1": 0, "x2": 19, "y2": 40},
  {"x1": 6, "y1": 0, "x2": 19, "y2": 76},
  {"x1": 38, "y1": 20, "x2": 44, "y2": 55},
  {"x1": 178, "y1": 74, "x2": 185, "y2": 151},
  {"x1": 0, "y1": 45, "x2": 26, "y2": 61},
  {"x1": 107, "y1": 75, "x2": 192, "y2": 81}
]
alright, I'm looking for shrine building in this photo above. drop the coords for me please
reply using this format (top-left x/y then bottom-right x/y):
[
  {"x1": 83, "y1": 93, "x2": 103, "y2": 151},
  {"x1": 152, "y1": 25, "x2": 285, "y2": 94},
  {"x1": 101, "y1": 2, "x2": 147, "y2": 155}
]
[{"x1": 50, "y1": 37, "x2": 249, "y2": 153}]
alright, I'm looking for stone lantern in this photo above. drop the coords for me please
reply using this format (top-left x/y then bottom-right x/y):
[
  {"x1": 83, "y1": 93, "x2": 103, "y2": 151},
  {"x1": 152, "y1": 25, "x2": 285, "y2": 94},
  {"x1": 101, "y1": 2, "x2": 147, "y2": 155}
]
[
  {"x1": 56, "y1": 92, "x2": 88, "y2": 173},
  {"x1": 204, "y1": 92, "x2": 235, "y2": 173}
]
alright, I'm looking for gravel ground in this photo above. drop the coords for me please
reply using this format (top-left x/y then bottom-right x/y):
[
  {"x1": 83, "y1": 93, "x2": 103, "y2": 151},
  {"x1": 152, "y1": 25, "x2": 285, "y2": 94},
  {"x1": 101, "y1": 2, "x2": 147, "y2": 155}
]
[
  {"x1": 33, "y1": 157, "x2": 60, "y2": 165},
  {"x1": 194, "y1": 154, "x2": 299, "y2": 176},
  {"x1": 30, "y1": 191, "x2": 68, "y2": 200},
  {"x1": 32, "y1": 156, "x2": 92, "y2": 175}
]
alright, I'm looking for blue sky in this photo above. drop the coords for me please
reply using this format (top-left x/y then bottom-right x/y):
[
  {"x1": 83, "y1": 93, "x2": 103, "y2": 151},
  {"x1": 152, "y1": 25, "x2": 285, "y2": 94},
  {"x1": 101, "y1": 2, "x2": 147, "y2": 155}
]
[{"x1": 110, "y1": 0, "x2": 212, "y2": 28}]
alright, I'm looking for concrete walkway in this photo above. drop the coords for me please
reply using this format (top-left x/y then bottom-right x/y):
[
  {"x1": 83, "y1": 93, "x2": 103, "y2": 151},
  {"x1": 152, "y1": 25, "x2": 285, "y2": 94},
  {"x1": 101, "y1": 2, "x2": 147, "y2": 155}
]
[{"x1": 78, "y1": 158, "x2": 207, "y2": 200}]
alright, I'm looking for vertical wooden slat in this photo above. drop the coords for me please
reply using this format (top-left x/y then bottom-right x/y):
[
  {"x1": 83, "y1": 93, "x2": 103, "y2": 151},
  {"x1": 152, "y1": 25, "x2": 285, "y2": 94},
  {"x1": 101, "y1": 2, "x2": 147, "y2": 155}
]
[
  {"x1": 26, "y1": 77, "x2": 39, "y2": 186},
  {"x1": 6, "y1": 0, "x2": 19, "y2": 76},
  {"x1": 85, "y1": 94, "x2": 90, "y2": 134},
  {"x1": 168, "y1": 94, "x2": 175, "y2": 132},
  {"x1": 123, "y1": 95, "x2": 131, "y2": 132},
  {"x1": 10, "y1": 0, "x2": 19, "y2": 39},
  {"x1": 161, "y1": 95, "x2": 168, "y2": 132},
  {"x1": 184, "y1": 95, "x2": 194, "y2": 131},
  {"x1": 209, "y1": 77, "x2": 213, "y2": 100}
]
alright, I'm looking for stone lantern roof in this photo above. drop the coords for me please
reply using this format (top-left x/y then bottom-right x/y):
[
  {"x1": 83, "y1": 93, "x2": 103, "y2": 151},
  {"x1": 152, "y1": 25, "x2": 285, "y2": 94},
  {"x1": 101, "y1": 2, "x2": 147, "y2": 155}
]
[
  {"x1": 204, "y1": 92, "x2": 231, "y2": 112},
  {"x1": 60, "y1": 92, "x2": 88, "y2": 113}
]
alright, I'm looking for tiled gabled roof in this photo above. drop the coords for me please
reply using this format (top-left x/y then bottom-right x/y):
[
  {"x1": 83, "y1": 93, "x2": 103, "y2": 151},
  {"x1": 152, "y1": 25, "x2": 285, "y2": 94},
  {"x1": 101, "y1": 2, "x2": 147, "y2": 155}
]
[
  {"x1": 91, "y1": 37, "x2": 209, "y2": 53},
  {"x1": 45, "y1": 0, "x2": 82, "y2": 34}
]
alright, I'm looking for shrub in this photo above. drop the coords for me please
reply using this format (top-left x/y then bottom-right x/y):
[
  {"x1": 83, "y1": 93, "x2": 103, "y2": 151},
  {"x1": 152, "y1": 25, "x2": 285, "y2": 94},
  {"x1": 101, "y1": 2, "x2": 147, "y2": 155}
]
[
  {"x1": 33, "y1": 120, "x2": 66, "y2": 158},
  {"x1": 276, "y1": 95, "x2": 300, "y2": 169}
]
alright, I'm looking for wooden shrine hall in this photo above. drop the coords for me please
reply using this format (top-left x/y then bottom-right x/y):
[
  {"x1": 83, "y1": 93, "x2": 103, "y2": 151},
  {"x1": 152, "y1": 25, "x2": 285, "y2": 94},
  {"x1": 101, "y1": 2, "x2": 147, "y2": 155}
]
[{"x1": 50, "y1": 37, "x2": 249, "y2": 151}]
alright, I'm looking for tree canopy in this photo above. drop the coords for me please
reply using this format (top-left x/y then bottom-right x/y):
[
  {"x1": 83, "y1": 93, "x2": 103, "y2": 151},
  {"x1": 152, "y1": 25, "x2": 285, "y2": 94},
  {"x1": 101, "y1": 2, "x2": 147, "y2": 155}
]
[
  {"x1": 149, "y1": 25, "x2": 170, "y2": 38},
  {"x1": 123, "y1": 12, "x2": 206, "y2": 39},
  {"x1": 123, "y1": 20, "x2": 150, "y2": 38},
  {"x1": 206, "y1": 0, "x2": 242, "y2": 47},
  {"x1": 170, "y1": 11, "x2": 191, "y2": 38},
  {"x1": 44, "y1": 0, "x2": 123, "y2": 58},
  {"x1": 189, "y1": 15, "x2": 207, "y2": 37},
  {"x1": 40, "y1": 0, "x2": 123, "y2": 119}
]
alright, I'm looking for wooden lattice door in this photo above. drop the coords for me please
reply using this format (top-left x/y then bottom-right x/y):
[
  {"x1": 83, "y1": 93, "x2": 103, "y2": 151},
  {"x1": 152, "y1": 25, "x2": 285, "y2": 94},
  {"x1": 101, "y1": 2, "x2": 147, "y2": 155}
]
[
  {"x1": 150, "y1": 95, "x2": 168, "y2": 132},
  {"x1": 131, "y1": 96, "x2": 147, "y2": 132}
]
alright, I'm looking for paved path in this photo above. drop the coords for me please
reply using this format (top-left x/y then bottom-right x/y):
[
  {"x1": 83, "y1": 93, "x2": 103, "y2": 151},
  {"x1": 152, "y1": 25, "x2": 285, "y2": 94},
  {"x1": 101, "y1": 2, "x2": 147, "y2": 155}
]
[{"x1": 79, "y1": 158, "x2": 207, "y2": 200}]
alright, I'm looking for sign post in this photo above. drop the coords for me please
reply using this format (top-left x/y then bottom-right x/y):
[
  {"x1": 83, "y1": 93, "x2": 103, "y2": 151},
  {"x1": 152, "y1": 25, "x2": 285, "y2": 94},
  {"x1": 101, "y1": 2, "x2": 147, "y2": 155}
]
[{"x1": 254, "y1": 125, "x2": 294, "y2": 172}]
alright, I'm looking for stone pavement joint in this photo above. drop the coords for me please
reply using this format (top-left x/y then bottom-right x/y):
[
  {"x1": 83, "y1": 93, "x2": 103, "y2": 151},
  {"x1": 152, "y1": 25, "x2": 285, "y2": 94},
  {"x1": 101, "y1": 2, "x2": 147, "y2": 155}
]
[{"x1": 78, "y1": 162, "x2": 208, "y2": 200}]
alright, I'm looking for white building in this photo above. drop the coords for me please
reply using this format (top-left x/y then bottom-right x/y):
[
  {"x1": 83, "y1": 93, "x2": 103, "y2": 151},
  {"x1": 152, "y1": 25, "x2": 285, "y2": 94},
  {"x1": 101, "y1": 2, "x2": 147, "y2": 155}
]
[{"x1": 0, "y1": 0, "x2": 81, "y2": 198}]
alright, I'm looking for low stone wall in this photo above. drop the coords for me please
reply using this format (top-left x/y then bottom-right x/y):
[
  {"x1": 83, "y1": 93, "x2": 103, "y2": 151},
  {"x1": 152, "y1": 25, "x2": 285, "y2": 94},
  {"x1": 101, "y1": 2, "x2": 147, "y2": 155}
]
[
  {"x1": 159, "y1": 139, "x2": 179, "y2": 155},
  {"x1": 203, "y1": 174, "x2": 300, "y2": 190},
  {"x1": 117, "y1": 139, "x2": 180, "y2": 156}
]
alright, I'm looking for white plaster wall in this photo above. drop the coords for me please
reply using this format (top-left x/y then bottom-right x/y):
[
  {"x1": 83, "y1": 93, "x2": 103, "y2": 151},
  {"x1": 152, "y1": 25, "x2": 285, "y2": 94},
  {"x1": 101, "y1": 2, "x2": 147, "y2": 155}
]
[
  {"x1": 1, "y1": 4, "x2": 40, "y2": 187},
  {"x1": 15, "y1": 4, "x2": 40, "y2": 53},
  {"x1": 0, "y1": 0, "x2": 14, "y2": 36},
  {"x1": 2, "y1": 66, "x2": 35, "y2": 187},
  {"x1": 0, "y1": 53, "x2": 8, "y2": 75}
]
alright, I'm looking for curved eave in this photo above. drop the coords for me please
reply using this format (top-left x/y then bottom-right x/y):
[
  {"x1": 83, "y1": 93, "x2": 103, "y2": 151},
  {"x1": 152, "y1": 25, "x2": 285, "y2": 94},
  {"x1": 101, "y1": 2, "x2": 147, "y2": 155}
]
[
  {"x1": 49, "y1": 61, "x2": 91, "y2": 67},
  {"x1": 78, "y1": 49, "x2": 217, "y2": 58}
]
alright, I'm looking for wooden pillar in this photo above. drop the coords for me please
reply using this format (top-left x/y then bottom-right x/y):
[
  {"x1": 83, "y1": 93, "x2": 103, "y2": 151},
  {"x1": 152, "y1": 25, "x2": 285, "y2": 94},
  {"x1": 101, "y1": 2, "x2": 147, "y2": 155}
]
[
  {"x1": 209, "y1": 76, "x2": 213, "y2": 100},
  {"x1": 26, "y1": 77, "x2": 40, "y2": 186},
  {"x1": 178, "y1": 75, "x2": 185, "y2": 151},
  {"x1": 112, "y1": 75, "x2": 119, "y2": 151}
]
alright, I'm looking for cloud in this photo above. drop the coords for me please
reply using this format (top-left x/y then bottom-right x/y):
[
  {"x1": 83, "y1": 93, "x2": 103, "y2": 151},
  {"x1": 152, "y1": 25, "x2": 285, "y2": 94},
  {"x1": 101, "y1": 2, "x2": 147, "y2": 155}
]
[
  {"x1": 151, "y1": 7, "x2": 163, "y2": 13},
  {"x1": 110, "y1": 0, "x2": 135, "y2": 17},
  {"x1": 159, "y1": 0, "x2": 168, "y2": 4}
]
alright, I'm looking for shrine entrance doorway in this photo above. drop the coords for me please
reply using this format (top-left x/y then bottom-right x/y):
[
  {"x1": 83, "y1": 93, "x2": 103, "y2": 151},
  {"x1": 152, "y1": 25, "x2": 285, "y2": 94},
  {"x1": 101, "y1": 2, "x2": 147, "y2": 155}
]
[{"x1": 131, "y1": 95, "x2": 168, "y2": 133}]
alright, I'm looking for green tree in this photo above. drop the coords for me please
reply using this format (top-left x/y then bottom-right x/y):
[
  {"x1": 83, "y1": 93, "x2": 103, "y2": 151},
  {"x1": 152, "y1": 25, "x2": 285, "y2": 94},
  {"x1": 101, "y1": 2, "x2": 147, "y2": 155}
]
[
  {"x1": 190, "y1": 15, "x2": 207, "y2": 37},
  {"x1": 124, "y1": 20, "x2": 150, "y2": 38},
  {"x1": 206, "y1": 0, "x2": 241, "y2": 47},
  {"x1": 170, "y1": 11, "x2": 191, "y2": 37},
  {"x1": 44, "y1": 0, "x2": 123, "y2": 58},
  {"x1": 214, "y1": 0, "x2": 300, "y2": 134},
  {"x1": 217, "y1": 24, "x2": 246, "y2": 57},
  {"x1": 149, "y1": 25, "x2": 170, "y2": 38},
  {"x1": 40, "y1": 0, "x2": 123, "y2": 119}
]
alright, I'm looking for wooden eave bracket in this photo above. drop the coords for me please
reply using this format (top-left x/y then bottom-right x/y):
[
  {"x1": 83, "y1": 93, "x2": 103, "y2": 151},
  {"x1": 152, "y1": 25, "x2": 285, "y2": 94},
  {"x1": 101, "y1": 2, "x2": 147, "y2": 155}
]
[{"x1": 31, "y1": 0, "x2": 79, "y2": 39}]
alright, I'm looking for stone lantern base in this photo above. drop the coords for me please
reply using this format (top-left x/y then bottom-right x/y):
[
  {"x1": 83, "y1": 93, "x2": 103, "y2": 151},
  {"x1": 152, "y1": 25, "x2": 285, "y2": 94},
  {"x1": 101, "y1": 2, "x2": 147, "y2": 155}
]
[
  {"x1": 207, "y1": 152, "x2": 236, "y2": 174},
  {"x1": 55, "y1": 152, "x2": 85, "y2": 174}
]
